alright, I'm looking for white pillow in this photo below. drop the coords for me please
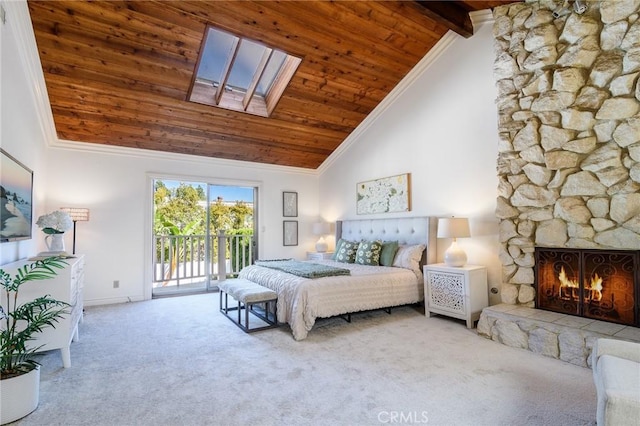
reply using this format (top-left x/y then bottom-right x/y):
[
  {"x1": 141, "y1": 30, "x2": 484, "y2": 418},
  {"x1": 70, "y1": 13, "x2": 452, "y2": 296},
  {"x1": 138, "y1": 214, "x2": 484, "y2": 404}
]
[{"x1": 392, "y1": 244, "x2": 426, "y2": 271}]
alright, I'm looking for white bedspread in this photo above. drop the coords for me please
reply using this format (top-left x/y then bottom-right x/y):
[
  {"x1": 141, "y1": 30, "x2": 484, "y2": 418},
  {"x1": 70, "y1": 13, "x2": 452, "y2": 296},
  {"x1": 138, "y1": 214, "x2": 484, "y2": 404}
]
[{"x1": 237, "y1": 260, "x2": 423, "y2": 340}]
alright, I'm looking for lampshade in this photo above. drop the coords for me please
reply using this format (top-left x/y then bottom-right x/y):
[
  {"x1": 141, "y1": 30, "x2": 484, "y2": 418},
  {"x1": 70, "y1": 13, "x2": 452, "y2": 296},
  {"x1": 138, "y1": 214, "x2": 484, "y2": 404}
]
[
  {"x1": 312, "y1": 222, "x2": 330, "y2": 253},
  {"x1": 60, "y1": 207, "x2": 90, "y2": 255},
  {"x1": 60, "y1": 207, "x2": 90, "y2": 222},
  {"x1": 437, "y1": 217, "x2": 470, "y2": 239},
  {"x1": 437, "y1": 217, "x2": 470, "y2": 267},
  {"x1": 312, "y1": 222, "x2": 330, "y2": 235}
]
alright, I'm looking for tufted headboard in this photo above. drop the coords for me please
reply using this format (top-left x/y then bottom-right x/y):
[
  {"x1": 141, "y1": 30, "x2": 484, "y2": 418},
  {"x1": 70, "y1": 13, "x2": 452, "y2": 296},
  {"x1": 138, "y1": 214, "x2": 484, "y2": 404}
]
[{"x1": 335, "y1": 216, "x2": 437, "y2": 266}]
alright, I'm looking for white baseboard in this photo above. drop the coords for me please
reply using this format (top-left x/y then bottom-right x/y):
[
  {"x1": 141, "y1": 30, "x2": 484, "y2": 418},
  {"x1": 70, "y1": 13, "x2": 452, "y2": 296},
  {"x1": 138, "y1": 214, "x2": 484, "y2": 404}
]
[{"x1": 83, "y1": 295, "x2": 146, "y2": 307}]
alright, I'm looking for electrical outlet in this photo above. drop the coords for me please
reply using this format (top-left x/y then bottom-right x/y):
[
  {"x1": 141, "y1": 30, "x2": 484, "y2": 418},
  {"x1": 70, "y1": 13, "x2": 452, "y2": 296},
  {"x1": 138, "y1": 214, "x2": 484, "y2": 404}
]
[{"x1": 113, "y1": 280, "x2": 120, "y2": 289}]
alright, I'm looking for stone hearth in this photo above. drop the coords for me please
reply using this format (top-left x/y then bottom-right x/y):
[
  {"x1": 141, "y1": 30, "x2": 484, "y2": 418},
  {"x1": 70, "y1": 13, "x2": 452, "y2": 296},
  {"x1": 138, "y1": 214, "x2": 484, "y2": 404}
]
[{"x1": 478, "y1": 304, "x2": 640, "y2": 368}]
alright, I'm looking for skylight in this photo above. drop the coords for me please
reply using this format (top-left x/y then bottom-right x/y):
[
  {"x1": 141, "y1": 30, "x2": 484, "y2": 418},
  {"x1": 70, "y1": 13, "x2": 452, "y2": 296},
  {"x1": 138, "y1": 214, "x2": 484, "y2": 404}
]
[{"x1": 188, "y1": 26, "x2": 301, "y2": 117}]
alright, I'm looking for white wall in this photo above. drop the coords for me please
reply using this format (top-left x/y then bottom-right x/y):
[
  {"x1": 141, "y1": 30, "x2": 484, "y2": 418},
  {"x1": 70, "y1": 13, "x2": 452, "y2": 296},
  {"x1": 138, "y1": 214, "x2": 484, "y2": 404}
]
[
  {"x1": 319, "y1": 19, "x2": 503, "y2": 304},
  {"x1": 43, "y1": 146, "x2": 319, "y2": 305},
  {"x1": 0, "y1": 1, "x2": 49, "y2": 264}
]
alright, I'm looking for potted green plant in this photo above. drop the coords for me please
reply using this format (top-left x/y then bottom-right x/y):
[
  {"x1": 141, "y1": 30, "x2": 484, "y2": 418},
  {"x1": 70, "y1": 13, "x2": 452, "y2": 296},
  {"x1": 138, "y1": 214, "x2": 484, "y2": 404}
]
[{"x1": 0, "y1": 257, "x2": 69, "y2": 425}]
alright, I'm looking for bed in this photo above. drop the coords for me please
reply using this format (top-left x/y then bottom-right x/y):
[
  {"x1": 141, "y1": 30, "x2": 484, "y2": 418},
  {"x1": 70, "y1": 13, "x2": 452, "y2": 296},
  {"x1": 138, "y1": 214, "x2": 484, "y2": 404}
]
[{"x1": 237, "y1": 216, "x2": 437, "y2": 340}]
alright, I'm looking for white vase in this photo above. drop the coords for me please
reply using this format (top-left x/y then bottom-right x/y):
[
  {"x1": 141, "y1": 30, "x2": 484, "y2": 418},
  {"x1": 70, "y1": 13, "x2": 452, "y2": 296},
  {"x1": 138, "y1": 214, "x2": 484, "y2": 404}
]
[
  {"x1": 45, "y1": 233, "x2": 65, "y2": 253},
  {"x1": 0, "y1": 367, "x2": 40, "y2": 425}
]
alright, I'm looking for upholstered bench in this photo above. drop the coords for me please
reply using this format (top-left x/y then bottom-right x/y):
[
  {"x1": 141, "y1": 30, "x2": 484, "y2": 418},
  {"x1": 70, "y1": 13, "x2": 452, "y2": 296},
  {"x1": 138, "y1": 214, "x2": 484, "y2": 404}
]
[
  {"x1": 591, "y1": 338, "x2": 640, "y2": 426},
  {"x1": 218, "y1": 279, "x2": 278, "y2": 333}
]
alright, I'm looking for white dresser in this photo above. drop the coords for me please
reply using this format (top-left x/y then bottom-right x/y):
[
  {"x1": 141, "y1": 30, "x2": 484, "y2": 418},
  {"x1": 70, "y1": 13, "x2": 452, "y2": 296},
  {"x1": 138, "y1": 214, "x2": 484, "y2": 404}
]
[
  {"x1": 2, "y1": 255, "x2": 84, "y2": 367},
  {"x1": 423, "y1": 263, "x2": 487, "y2": 328}
]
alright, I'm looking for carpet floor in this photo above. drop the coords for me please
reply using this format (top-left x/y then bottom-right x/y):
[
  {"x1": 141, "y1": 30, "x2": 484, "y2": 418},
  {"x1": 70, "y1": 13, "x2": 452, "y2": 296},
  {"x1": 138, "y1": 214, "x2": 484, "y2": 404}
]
[{"x1": 15, "y1": 293, "x2": 596, "y2": 426}]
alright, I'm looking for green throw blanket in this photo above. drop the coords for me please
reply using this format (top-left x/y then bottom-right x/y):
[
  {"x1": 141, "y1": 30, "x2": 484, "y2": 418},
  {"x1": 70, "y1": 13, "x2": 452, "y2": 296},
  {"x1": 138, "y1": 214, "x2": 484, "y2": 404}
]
[{"x1": 255, "y1": 259, "x2": 350, "y2": 278}]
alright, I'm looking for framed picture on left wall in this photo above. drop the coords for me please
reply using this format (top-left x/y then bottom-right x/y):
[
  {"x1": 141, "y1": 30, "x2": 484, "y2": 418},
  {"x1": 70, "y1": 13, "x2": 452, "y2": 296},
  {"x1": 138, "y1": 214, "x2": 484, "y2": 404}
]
[
  {"x1": 283, "y1": 191, "x2": 298, "y2": 217},
  {"x1": 283, "y1": 220, "x2": 298, "y2": 246},
  {"x1": 0, "y1": 149, "x2": 34, "y2": 242}
]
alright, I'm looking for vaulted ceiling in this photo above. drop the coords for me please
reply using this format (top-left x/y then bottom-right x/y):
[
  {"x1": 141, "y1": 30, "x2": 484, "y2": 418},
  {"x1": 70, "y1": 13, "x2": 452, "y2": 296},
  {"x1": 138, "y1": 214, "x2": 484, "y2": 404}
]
[{"x1": 28, "y1": 1, "x2": 515, "y2": 169}]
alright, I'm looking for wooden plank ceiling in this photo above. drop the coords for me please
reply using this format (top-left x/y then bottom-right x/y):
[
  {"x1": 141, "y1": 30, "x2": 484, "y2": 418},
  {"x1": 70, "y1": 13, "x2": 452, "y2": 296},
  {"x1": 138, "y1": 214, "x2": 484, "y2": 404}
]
[{"x1": 28, "y1": 1, "x2": 515, "y2": 169}]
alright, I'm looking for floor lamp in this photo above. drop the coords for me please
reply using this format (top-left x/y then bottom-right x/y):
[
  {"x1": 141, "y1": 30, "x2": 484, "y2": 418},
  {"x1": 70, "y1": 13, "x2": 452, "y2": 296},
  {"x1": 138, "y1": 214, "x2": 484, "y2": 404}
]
[{"x1": 60, "y1": 207, "x2": 90, "y2": 254}]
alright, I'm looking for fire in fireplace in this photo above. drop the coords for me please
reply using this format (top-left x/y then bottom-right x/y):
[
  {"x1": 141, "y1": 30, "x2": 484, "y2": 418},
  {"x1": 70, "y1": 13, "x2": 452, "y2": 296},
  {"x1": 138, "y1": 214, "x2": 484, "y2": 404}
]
[
  {"x1": 557, "y1": 265, "x2": 605, "y2": 303},
  {"x1": 535, "y1": 248, "x2": 639, "y2": 327}
]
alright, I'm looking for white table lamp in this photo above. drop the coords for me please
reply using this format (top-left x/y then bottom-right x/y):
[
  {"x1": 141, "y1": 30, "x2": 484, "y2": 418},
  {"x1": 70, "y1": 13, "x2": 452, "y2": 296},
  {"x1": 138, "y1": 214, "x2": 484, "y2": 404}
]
[
  {"x1": 437, "y1": 217, "x2": 470, "y2": 267},
  {"x1": 312, "y1": 222, "x2": 330, "y2": 252}
]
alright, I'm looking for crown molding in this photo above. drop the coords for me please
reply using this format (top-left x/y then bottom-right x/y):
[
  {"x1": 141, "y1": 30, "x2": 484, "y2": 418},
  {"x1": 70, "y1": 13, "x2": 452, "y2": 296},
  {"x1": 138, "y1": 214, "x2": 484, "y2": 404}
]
[
  {"x1": 470, "y1": 10, "x2": 495, "y2": 29},
  {"x1": 53, "y1": 138, "x2": 318, "y2": 175},
  {"x1": 5, "y1": 0, "x2": 58, "y2": 146}
]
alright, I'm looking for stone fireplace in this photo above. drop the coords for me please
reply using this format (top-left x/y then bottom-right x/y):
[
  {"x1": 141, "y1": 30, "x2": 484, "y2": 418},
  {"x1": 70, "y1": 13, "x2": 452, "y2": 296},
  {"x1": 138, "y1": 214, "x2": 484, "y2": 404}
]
[
  {"x1": 491, "y1": 0, "x2": 640, "y2": 308},
  {"x1": 477, "y1": 1, "x2": 640, "y2": 366},
  {"x1": 535, "y1": 247, "x2": 639, "y2": 326}
]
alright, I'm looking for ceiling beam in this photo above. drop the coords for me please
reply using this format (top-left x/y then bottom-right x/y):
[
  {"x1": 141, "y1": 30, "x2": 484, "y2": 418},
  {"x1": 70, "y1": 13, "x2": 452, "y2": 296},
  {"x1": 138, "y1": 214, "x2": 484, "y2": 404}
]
[{"x1": 414, "y1": 1, "x2": 474, "y2": 38}]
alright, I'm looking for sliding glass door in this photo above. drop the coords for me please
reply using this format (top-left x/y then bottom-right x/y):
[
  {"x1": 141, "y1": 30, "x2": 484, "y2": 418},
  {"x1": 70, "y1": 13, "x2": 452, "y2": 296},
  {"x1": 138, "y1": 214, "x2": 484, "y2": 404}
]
[{"x1": 152, "y1": 179, "x2": 256, "y2": 297}]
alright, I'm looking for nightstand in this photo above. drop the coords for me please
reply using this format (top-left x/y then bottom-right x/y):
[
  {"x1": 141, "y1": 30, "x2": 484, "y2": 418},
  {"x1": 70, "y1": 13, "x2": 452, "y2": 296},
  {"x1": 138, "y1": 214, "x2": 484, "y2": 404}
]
[
  {"x1": 423, "y1": 263, "x2": 488, "y2": 328},
  {"x1": 306, "y1": 252, "x2": 334, "y2": 261}
]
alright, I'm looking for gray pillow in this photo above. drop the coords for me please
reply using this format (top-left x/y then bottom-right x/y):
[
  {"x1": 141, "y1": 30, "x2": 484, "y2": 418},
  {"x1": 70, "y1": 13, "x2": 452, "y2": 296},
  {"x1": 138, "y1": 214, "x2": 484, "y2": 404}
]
[{"x1": 392, "y1": 244, "x2": 426, "y2": 271}]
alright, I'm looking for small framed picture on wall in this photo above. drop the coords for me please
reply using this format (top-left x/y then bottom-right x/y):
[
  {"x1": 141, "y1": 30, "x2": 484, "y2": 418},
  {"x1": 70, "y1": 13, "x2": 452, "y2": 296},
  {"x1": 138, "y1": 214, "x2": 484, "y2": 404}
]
[
  {"x1": 283, "y1": 191, "x2": 298, "y2": 217},
  {"x1": 283, "y1": 220, "x2": 298, "y2": 246}
]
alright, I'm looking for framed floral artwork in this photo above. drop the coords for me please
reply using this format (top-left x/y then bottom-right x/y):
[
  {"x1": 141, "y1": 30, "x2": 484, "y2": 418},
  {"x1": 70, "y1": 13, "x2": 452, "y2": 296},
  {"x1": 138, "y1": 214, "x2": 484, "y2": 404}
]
[{"x1": 356, "y1": 173, "x2": 411, "y2": 215}]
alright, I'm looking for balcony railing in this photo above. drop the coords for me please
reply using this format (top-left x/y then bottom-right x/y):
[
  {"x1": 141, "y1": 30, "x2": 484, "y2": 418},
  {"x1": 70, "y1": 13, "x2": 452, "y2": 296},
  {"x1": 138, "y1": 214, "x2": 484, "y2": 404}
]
[{"x1": 153, "y1": 233, "x2": 253, "y2": 289}]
